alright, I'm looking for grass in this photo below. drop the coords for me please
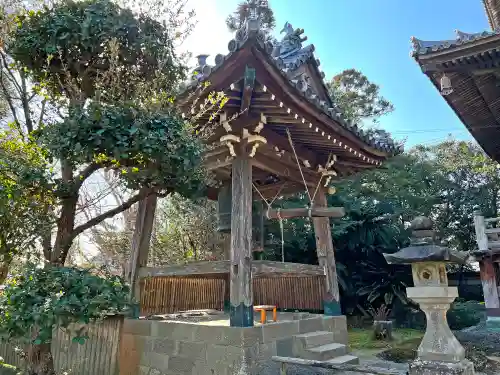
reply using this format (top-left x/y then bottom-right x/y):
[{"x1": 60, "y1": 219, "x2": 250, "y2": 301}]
[{"x1": 348, "y1": 327, "x2": 424, "y2": 351}]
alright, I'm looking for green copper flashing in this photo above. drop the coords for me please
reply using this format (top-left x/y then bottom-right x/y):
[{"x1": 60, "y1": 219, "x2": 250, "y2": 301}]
[
  {"x1": 230, "y1": 303, "x2": 254, "y2": 327},
  {"x1": 323, "y1": 300, "x2": 341, "y2": 316}
]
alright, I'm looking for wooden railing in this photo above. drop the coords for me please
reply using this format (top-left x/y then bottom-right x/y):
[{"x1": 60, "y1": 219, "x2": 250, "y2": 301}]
[{"x1": 473, "y1": 210, "x2": 500, "y2": 252}]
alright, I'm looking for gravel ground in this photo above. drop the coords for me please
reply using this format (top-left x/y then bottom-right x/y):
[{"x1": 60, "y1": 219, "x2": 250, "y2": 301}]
[{"x1": 454, "y1": 323, "x2": 500, "y2": 356}]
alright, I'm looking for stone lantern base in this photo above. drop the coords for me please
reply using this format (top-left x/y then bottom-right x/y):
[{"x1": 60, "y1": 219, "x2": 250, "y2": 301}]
[{"x1": 409, "y1": 359, "x2": 475, "y2": 375}]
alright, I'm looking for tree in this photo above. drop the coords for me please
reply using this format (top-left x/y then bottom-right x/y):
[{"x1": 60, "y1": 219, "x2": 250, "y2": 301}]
[
  {"x1": 85, "y1": 193, "x2": 227, "y2": 274},
  {"x1": 327, "y1": 69, "x2": 394, "y2": 125},
  {"x1": 1, "y1": 0, "x2": 226, "y2": 267},
  {"x1": 0, "y1": 1, "x2": 226, "y2": 373},
  {"x1": 226, "y1": 0, "x2": 276, "y2": 34},
  {"x1": 0, "y1": 132, "x2": 54, "y2": 282}
]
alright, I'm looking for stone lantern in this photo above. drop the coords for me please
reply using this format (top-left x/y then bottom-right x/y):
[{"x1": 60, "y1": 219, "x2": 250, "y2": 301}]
[{"x1": 383, "y1": 216, "x2": 473, "y2": 375}]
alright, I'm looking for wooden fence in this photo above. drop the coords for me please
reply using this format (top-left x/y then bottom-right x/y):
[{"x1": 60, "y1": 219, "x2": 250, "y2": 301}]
[
  {"x1": 0, "y1": 317, "x2": 123, "y2": 375},
  {"x1": 140, "y1": 275, "x2": 325, "y2": 315},
  {"x1": 140, "y1": 276, "x2": 225, "y2": 315}
]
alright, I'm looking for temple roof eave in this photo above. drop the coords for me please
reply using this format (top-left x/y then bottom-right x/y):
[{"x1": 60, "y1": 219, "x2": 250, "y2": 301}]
[
  {"x1": 179, "y1": 33, "x2": 401, "y2": 157},
  {"x1": 411, "y1": 29, "x2": 500, "y2": 59}
]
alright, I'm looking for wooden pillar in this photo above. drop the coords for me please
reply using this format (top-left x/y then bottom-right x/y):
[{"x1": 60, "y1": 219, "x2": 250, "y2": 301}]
[
  {"x1": 312, "y1": 189, "x2": 341, "y2": 316},
  {"x1": 230, "y1": 156, "x2": 254, "y2": 327},
  {"x1": 479, "y1": 257, "x2": 500, "y2": 329},
  {"x1": 128, "y1": 193, "x2": 158, "y2": 308},
  {"x1": 474, "y1": 210, "x2": 489, "y2": 252},
  {"x1": 223, "y1": 234, "x2": 231, "y2": 312}
]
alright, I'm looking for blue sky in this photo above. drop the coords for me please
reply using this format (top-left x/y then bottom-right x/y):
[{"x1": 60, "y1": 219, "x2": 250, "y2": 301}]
[{"x1": 199, "y1": 0, "x2": 490, "y2": 148}]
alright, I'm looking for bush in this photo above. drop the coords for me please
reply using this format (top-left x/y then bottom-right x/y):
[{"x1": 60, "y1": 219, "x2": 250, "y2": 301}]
[
  {"x1": 447, "y1": 301, "x2": 485, "y2": 331},
  {"x1": 391, "y1": 302, "x2": 426, "y2": 330},
  {"x1": 0, "y1": 265, "x2": 131, "y2": 345}
]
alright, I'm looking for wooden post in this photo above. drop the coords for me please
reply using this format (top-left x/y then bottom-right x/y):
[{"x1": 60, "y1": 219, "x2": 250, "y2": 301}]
[
  {"x1": 230, "y1": 156, "x2": 254, "y2": 327},
  {"x1": 223, "y1": 234, "x2": 231, "y2": 312},
  {"x1": 128, "y1": 193, "x2": 158, "y2": 308},
  {"x1": 312, "y1": 189, "x2": 341, "y2": 316},
  {"x1": 474, "y1": 210, "x2": 489, "y2": 252},
  {"x1": 479, "y1": 257, "x2": 500, "y2": 329}
]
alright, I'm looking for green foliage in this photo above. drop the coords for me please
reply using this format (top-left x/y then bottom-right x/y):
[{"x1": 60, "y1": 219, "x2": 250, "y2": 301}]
[
  {"x1": 40, "y1": 102, "x2": 206, "y2": 196},
  {"x1": 0, "y1": 265, "x2": 130, "y2": 344},
  {"x1": 226, "y1": 0, "x2": 276, "y2": 33},
  {"x1": 9, "y1": 0, "x2": 185, "y2": 100},
  {"x1": 447, "y1": 301, "x2": 485, "y2": 331},
  {"x1": 0, "y1": 131, "x2": 54, "y2": 271},
  {"x1": 326, "y1": 69, "x2": 394, "y2": 124}
]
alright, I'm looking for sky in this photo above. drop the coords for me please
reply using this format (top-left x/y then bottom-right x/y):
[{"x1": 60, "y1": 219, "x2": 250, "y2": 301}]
[{"x1": 182, "y1": 0, "x2": 490, "y2": 149}]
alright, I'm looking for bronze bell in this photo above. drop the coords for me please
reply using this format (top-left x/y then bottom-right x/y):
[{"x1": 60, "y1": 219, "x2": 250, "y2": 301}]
[
  {"x1": 216, "y1": 183, "x2": 266, "y2": 239},
  {"x1": 217, "y1": 184, "x2": 232, "y2": 232}
]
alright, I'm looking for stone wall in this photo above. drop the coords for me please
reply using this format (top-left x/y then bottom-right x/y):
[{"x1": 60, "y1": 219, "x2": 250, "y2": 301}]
[{"x1": 119, "y1": 315, "x2": 347, "y2": 375}]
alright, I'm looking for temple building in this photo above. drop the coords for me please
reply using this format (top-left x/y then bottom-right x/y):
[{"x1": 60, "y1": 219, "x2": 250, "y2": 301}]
[{"x1": 411, "y1": 0, "x2": 500, "y2": 331}]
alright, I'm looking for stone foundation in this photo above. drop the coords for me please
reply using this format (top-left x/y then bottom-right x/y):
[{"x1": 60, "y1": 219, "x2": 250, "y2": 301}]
[
  {"x1": 409, "y1": 359, "x2": 475, "y2": 375},
  {"x1": 119, "y1": 314, "x2": 348, "y2": 375}
]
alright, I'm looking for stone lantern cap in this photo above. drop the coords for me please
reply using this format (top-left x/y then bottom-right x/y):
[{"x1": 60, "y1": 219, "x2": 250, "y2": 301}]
[{"x1": 383, "y1": 216, "x2": 469, "y2": 265}]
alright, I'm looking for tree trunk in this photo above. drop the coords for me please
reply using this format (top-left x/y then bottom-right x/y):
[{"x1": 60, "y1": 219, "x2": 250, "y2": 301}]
[
  {"x1": 27, "y1": 342, "x2": 55, "y2": 375},
  {"x1": 0, "y1": 259, "x2": 11, "y2": 284},
  {"x1": 51, "y1": 194, "x2": 78, "y2": 265}
]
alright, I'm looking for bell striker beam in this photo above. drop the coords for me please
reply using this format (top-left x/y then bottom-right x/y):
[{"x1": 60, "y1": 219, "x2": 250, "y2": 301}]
[
  {"x1": 313, "y1": 189, "x2": 341, "y2": 316},
  {"x1": 230, "y1": 136, "x2": 254, "y2": 327}
]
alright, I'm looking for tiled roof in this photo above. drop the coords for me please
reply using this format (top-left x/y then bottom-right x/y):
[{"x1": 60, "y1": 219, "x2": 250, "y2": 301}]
[
  {"x1": 180, "y1": 14, "x2": 401, "y2": 155},
  {"x1": 411, "y1": 29, "x2": 500, "y2": 56}
]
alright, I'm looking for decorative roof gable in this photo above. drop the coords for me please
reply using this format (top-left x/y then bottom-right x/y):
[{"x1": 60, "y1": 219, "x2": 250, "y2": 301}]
[{"x1": 179, "y1": 0, "x2": 401, "y2": 155}]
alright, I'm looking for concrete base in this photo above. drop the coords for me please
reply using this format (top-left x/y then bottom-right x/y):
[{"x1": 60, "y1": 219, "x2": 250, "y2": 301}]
[
  {"x1": 486, "y1": 316, "x2": 500, "y2": 331},
  {"x1": 409, "y1": 359, "x2": 475, "y2": 375},
  {"x1": 119, "y1": 313, "x2": 348, "y2": 375}
]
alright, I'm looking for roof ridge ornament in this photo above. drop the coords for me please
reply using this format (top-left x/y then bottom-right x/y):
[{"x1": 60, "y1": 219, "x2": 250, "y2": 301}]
[
  {"x1": 227, "y1": 0, "x2": 268, "y2": 53},
  {"x1": 272, "y1": 22, "x2": 308, "y2": 59}
]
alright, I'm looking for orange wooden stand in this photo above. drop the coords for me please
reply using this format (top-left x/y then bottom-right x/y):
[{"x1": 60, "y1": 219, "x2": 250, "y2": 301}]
[{"x1": 253, "y1": 305, "x2": 277, "y2": 324}]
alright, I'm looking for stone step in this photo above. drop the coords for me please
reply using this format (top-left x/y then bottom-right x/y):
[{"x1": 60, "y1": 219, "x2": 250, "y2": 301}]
[
  {"x1": 302, "y1": 343, "x2": 347, "y2": 361},
  {"x1": 325, "y1": 354, "x2": 360, "y2": 365},
  {"x1": 294, "y1": 331, "x2": 333, "y2": 349}
]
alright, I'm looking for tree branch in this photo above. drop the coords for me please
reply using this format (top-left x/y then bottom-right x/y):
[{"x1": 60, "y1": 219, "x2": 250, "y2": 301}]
[
  {"x1": 74, "y1": 162, "x2": 102, "y2": 188},
  {"x1": 71, "y1": 188, "x2": 156, "y2": 240}
]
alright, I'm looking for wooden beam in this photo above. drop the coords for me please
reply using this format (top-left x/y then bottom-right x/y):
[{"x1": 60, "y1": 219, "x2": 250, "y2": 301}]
[
  {"x1": 474, "y1": 210, "x2": 489, "y2": 252},
  {"x1": 240, "y1": 65, "x2": 256, "y2": 113},
  {"x1": 206, "y1": 114, "x2": 261, "y2": 144},
  {"x1": 137, "y1": 260, "x2": 325, "y2": 278},
  {"x1": 266, "y1": 207, "x2": 345, "y2": 220},
  {"x1": 127, "y1": 193, "x2": 157, "y2": 304},
  {"x1": 253, "y1": 153, "x2": 319, "y2": 188},
  {"x1": 259, "y1": 127, "x2": 320, "y2": 167},
  {"x1": 312, "y1": 190, "x2": 341, "y2": 316},
  {"x1": 230, "y1": 156, "x2": 254, "y2": 327}
]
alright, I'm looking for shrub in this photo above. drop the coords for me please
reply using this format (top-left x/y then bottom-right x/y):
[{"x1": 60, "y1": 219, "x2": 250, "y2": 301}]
[
  {"x1": 0, "y1": 264, "x2": 131, "y2": 345},
  {"x1": 447, "y1": 301, "x2": 485, "y2": 331}
]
